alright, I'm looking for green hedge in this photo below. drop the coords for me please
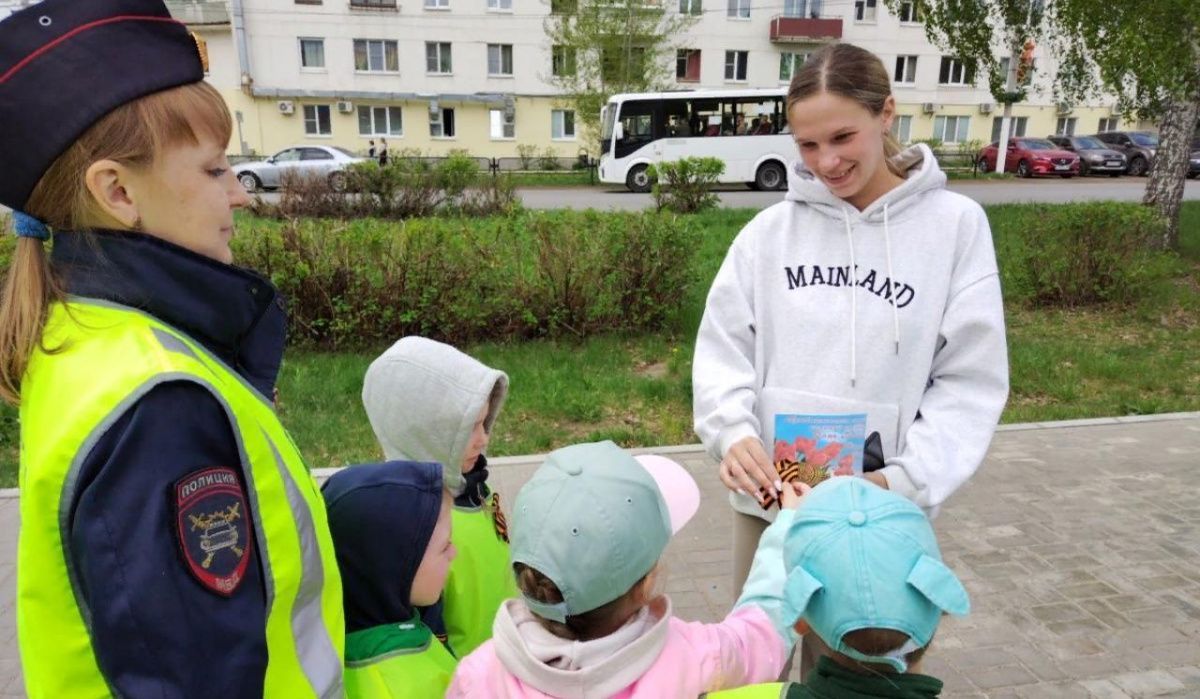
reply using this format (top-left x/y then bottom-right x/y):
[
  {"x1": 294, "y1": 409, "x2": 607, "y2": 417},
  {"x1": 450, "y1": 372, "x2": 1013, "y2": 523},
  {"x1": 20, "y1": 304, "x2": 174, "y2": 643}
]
[{"x1": 231, "y1": 211, "x2": 696, "y2": 348}]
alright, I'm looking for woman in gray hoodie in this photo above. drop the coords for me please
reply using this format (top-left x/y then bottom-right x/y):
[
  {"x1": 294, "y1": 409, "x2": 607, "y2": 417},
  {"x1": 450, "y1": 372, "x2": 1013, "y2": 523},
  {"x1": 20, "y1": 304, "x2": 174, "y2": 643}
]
[{"x1": 692, "y1": 43, "x2": 1008, "y2": 676}]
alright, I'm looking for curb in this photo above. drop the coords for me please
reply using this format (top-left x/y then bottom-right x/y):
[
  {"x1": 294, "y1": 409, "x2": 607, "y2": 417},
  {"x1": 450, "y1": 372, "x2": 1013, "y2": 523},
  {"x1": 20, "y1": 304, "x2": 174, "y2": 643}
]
[{"x1": 4, "y1": 411, "x2": 1198, "y2": 499}]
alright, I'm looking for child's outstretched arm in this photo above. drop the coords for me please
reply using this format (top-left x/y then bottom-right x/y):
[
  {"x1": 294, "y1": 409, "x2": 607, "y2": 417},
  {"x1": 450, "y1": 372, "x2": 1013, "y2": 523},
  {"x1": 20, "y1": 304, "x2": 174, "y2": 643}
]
[{"x1": 735, "y1": 482, "x2": 810, "y2": 643}]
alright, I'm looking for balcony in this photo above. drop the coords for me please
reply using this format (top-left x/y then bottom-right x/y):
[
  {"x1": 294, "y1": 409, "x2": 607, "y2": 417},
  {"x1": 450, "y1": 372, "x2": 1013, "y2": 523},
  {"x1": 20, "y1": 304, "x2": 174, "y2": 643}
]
[{"x1": 769, "y1": 15, "x2": 843, "y2": 43}]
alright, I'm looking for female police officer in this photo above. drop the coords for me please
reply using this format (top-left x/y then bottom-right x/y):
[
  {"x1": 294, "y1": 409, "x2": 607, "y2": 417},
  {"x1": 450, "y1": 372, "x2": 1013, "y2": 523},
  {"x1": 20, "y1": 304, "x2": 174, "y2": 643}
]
[{"x1": 0, "y1": 1, "x2": 344, "y2": 696}]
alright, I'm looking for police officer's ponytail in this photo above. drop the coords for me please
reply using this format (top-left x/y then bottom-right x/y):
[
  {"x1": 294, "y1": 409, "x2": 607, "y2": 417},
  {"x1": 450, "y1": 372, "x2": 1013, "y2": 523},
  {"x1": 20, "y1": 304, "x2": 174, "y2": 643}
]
[{"x1": 0, "y1": 229, "x2": 62, "y2": 405}]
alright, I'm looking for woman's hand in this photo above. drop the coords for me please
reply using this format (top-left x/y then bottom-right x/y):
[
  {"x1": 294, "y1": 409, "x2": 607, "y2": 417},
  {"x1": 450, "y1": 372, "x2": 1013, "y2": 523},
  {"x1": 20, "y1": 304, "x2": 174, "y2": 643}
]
[
  {"x1": 719, "y1": 436, "x2": 778, "y2": 503},
  {"x1": 862, "y1": 471, "x2": 890, "y2": 490},
  {"x1": 779, "y1": 481, "x2": 813, "y2": 511}
]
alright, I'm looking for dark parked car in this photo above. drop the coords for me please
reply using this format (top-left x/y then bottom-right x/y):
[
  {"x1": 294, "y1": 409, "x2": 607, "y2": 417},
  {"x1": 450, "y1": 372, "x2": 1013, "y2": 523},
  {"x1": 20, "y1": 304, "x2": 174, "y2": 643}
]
[
  {"x1": 1092, "y1": 131, "x2": 1157, "y2": 176},
  {"x1": 1046, "y1": 135, "x2": 1127, "y2": 177},
  {"x1": 1190, "y1": 149, "x2": 1200, "y2": 179},
  {"x1": 977, "y1": 137, "x2": 1080, "y2": 178}
]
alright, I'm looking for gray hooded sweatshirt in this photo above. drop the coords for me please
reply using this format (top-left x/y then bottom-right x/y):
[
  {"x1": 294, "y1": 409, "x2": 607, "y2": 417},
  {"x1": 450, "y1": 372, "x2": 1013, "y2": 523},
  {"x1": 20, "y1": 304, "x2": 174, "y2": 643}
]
[
  {"x1": 362, "y1": 336, "x2": 508, "y2": 493},
  {"x1": 693, "y1": 144, "x2": 1009, "y2": 518}
]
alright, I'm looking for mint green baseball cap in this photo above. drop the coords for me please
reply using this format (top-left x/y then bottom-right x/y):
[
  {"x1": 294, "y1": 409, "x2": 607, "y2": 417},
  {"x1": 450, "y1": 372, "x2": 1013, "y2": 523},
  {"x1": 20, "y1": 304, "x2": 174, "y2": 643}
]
[
  {"x1": 783, "y1": 477, "x2": 970, "y2": 672},
  {"x1": 510, "y1": 441, "x2": 700, "y2": 623}
]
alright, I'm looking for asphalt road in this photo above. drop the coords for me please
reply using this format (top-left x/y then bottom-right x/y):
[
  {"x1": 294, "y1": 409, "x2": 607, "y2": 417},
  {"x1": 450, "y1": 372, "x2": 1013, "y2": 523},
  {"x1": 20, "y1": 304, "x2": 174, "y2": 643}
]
[{"x1": 514, "y1": 177, "x2": 1200, "y2": 211}]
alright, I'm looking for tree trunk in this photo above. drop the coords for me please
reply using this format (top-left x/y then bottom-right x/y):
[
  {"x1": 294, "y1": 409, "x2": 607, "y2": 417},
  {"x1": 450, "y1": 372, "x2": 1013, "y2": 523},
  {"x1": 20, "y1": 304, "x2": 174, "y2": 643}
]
[{"x1": 1142, "y1": 87, "x2": 1200, "y2": 251}]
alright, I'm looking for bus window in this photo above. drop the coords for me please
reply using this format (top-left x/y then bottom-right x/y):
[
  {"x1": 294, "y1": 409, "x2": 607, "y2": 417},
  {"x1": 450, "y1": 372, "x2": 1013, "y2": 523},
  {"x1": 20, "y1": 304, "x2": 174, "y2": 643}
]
[
  {"x1": 600, "y1": 104, "x2": 617, "y2": 154},
  {"x1": 615, "y1": 99, "x2": 659, "y2": 158}
]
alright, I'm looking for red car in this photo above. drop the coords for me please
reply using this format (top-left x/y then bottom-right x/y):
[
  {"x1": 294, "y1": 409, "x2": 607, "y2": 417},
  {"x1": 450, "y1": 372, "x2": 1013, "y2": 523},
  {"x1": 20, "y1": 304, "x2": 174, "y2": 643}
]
[{"x1": 977, "y1": 137, "x2": 1080, "y2": 178}]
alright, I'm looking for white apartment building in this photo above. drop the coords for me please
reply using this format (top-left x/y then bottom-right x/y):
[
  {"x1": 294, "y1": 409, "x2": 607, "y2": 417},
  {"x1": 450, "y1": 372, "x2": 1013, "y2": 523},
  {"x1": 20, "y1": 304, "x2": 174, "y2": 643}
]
[{"x1": 2, "y1": 0, "x2": 1146, "y2": 159}]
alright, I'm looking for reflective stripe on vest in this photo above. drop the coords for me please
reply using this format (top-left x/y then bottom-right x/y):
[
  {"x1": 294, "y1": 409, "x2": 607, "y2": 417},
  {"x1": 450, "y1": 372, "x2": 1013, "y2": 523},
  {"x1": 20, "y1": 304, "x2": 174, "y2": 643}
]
[
  {"x1": 442, "y1": 505, "x2": 516, "y2": 658},
  {"x1": 18, "y1": 299, "x2": 344, "y2": 698},
  {"x1": 703, "y1": 682, "x2": 788, "y2": 698}
]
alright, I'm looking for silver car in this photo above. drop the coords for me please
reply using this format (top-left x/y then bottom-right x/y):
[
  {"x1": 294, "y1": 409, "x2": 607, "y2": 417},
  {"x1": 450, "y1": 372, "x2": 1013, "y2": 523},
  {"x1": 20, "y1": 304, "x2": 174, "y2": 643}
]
[{"x1": 235, "y1": 145, "x2": 366, "y2": 192}]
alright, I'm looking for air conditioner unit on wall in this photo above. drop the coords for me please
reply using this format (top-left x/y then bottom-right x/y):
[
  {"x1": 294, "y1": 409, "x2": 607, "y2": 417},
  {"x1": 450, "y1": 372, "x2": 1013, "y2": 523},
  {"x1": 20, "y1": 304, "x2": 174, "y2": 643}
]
[
  {"x1": 1055, "y1": 101, "x2": 1073, "y2": 116},
  {"x1": 277, "y1": 100, "x2": 295, "y2": 115},
  {"x1": 921, "y1": 102, "x2": 936, "y2": 114},
  {"x1": 979, "y1": 102, "x2": 994, "y2": 115},
  {"x1": 336, "y1": 100, "x2": 354, "y2": 114}
]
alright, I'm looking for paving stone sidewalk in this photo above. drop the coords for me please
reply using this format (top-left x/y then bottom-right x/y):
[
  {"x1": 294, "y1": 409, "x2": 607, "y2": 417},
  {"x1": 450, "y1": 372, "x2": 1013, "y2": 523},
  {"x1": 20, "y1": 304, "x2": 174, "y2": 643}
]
[{"x1": 0, "y1": 413, "x2": 1197, "y2": 697}]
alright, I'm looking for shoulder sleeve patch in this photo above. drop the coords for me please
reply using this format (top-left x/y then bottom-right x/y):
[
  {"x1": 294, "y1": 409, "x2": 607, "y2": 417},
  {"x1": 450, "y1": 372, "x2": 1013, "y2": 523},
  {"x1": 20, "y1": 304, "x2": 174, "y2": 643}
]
[{"x1": 173, "y1": 467, "x2": 253, "y2": 597}]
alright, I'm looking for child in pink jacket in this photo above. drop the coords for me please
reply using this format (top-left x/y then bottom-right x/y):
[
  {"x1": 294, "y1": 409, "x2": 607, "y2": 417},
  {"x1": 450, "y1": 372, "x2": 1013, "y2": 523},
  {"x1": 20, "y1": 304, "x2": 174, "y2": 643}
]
[{"x1": 447, "y1": 440, "x2": 804, "y2": 698}]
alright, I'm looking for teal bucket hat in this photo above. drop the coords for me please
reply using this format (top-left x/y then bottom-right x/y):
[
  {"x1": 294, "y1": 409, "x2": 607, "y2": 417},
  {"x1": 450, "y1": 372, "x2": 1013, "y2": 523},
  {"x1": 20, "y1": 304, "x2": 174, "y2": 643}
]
[
  {"x1": 783, "y1": 477, "x2": 970, "y2": 672},
  {"x1": 510, "y1": 441, "x2": 700, "y2": 623}
]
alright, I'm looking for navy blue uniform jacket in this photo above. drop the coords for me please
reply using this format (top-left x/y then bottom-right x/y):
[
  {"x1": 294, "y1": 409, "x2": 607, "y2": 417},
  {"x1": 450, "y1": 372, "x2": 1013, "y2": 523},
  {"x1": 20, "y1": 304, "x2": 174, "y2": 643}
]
[{"x1": 51, "y1": 231, "x2": 286, "y2": 698}]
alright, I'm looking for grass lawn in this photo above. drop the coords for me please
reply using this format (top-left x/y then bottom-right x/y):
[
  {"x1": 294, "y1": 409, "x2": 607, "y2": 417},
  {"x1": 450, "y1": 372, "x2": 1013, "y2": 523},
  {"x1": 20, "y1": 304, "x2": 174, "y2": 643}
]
[{"x1": 0, "y1": 201, "x2": 1196, "y2": 484}]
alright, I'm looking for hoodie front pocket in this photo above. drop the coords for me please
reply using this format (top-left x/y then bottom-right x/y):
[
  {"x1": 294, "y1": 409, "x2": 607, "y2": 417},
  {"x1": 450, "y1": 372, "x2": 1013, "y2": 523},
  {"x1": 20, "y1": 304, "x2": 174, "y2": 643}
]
[{"x1": 757, "y1": 386, "x2": 900, "y2": 477}]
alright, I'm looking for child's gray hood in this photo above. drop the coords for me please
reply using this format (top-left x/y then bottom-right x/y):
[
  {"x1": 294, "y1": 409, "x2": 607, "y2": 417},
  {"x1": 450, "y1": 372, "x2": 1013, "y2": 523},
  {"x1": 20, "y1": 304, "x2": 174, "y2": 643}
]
[
  {"x1": 362, "y1": 336, "x2": 508, "y2": 492},
  {"x1": 785, "y1": 143, "x2": 946, "y2": 222}
]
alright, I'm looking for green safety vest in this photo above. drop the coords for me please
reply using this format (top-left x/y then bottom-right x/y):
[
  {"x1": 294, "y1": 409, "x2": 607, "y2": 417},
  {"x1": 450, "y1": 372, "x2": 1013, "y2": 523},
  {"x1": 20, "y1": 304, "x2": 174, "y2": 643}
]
[
  {"x1": 17, "y1": 299, "x2": 345, "y2": 698},
  {"x1": 344, "y1": 617, "x2": 458, "y2": 698},
  {"x1": 703, "y1": 683, "x2": 788, "y2": 698},
  {"x1": 442, "y1": 498, "x2": 516, "y2": 657}
]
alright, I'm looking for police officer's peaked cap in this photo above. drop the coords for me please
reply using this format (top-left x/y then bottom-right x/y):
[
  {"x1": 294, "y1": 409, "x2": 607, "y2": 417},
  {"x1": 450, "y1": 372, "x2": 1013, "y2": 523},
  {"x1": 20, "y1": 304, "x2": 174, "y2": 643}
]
[{"x1": 0, "y1": 0, "x2": 205, "y2": 211}]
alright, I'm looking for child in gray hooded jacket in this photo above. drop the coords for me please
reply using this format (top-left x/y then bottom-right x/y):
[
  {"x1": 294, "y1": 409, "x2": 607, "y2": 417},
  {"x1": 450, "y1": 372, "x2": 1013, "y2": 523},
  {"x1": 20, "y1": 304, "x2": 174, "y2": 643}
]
[{"x1": 362, "y1": 336, "x2": 515, "y2": 659}]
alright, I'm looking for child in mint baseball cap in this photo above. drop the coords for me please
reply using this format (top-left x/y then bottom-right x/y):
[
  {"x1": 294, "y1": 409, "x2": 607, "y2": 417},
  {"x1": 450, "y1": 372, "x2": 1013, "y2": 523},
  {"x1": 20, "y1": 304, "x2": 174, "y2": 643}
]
[
  {"x1": 706, "y1": 477, "x2": 970, "y2": 698},
  {"x1": 448, "y1": 440, "x2": 808, "y2": 698}
]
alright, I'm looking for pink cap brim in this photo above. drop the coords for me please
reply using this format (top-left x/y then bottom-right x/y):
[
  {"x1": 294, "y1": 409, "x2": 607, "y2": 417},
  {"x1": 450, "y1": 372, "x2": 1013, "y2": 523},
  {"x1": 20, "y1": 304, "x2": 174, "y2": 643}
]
[{"x1": 635, "y1": 455, "x2": 700, "y2": 534}]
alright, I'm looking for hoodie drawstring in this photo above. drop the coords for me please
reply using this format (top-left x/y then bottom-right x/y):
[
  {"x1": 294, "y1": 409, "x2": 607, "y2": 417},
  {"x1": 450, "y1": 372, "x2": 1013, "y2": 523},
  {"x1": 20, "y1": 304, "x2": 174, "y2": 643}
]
[
  {"x1": 883, "y1": 202, "x2": 901, "y2": 356},
  {"x1": 842, "y1": 208, "x2": 858, "y2": 388},
  {"x1": 843, "y1": 203, "x2": 903, "y2": 388}
]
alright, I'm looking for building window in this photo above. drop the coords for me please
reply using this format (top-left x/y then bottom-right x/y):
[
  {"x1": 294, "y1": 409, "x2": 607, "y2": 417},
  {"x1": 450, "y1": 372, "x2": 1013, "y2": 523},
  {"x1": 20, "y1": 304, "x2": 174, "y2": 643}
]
[
  {"x1": 299, "y1": 38, "x2": 325, "y2": 69},
  {"x1": 890, "y1": 114, "x2": 912, "y2": 143},
  {"x1": 602, "y1": 47, "x2": 647, "y2": 82},
  {"x1": 898, "y1": 0, "x2": 921, "y2": 22},
  {"x1": 552, "y1": 46, "x2": 577, "y2": 77},
  {"x1": 779, "y1": 52, "x2": 808, "y2": 81},
  {"x1": 724, "y1": 50, "x2": 748, "y2": 81},
  {"x1": 426, "y1": 42, "x2": 452, "y2": 73},
  {"x1": 488, "y1": 0, "x2": 512, "y2": 8},
  {"x1": 425, "y1": 0, "x2": 450, "y2": 8},
  {"x1": 677, "y1": 49, "x2": 701, "y2": 82},
  {"x1": 303, "y1": 105, "x2": 332, "y2": 136},
  {"x1": 430, "y1": 107, "x2": 456, "y2": 138},
  {"x1": 727, "y1": 0, "x2": 750, "y2": 19},
  {"x1": 1098, "y1": 117, "x2": 1119, "y2": 133},
  {"x1": 990, "y1": 116, "x2": 1027, "y2": 141},
  {"x1": 350, "y1": 0, "x2": 397, "y2": 6},
  {"x1": 1055, "y1": 116, "x2": 1077, "y2": 136},
  {"x1": 488, "y1": 44, "x2": 514, "y2": 76},
  {"x1": 358, "y1": 105, "x2": 403, "y2": 136},
  {"x1": 893, "y1": 55, "x2": 917, "y2": 84},
  {"x1": 932, "y1": 115, "x2": 970, "y2": 144},
  {"x1": 490, "y1": 109, "x2": 515, "y2": 139},
  {"x1": 551, "y1": 0, "x2": 577, "y2": 12},
  {"x1": 782, "y1": 0, "x2": 806, "y2": 17},
  {"x1": 854, "y1": 0, "x2": 876, "y2": 21},
  {"x1": 938, "y1": 56, "x2": 974, "y2": 85},
  {"x1": 680, "y1": 0, "x2": 702, "y2": 13},
  {"x1": 354, "y1": 39, "x2": 399, "y2": 72},
  {"x1": 552, "y1": 109, "x2": 576, "y2": 139}
]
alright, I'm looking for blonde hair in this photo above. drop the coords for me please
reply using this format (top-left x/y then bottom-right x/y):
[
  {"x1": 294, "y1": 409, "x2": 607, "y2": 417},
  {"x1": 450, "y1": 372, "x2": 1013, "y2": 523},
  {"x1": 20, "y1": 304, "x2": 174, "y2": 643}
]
[
  {"x1": 0, "y1": 81, "x2": 232, "y2": 405},
  {"x1": 514, "y1": 563, "x2": 655, "y2": 642},
  {"x1": 786, "y1": 43, "x2": 906, "y2": 179}
]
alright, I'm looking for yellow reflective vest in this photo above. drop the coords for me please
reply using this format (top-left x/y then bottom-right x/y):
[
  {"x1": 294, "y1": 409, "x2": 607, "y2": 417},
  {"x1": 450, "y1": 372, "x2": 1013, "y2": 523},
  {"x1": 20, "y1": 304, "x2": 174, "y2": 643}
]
[
  {"x1": 443, "y1": 495, "x2": 516, "y2": 657},
  {"x1": 344, "y1": 616, "x2": 458, "y2": 698},
  {"x1": 17, "y1": 300, "x2": 344, "y2": 698}
]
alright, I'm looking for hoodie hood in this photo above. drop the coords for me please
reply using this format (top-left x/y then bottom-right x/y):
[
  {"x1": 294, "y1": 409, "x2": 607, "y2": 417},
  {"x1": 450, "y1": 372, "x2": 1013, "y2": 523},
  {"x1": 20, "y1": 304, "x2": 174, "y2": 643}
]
[
  {"x1": 322, "y1": 461, "x2": 444, "y2": 633},
  {"x1": 362, "y1": 336, "x2": 509, "y2": 493},
  {"x1": 786, "y1": 143, "x2": 947, "y2": 222},
  {"x1": 491, "y1": 597, "x2": 671, "y2": 698}
]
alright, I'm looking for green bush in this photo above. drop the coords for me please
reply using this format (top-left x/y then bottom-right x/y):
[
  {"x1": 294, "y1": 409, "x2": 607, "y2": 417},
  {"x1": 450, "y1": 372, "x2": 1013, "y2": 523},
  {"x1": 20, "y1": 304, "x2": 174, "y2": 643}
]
[
  {"x1": 647, "y1": 157, "x2": 725, "y2": 214},
  {"x1": 231, "y1": 211, "x2": 695, "y2": 348},
  {"x1": 538, "y1": 148, "x2": 562, "y2": 171},
  {"x1": 993, "y1": 202, "x2": 1179, "y2": 307},
  {"x1": 517, "y1": 144, "x2": 539, "y2": 170},
  {"x1": 250, "y1": 155, "x2": 517, "y2": 220}
]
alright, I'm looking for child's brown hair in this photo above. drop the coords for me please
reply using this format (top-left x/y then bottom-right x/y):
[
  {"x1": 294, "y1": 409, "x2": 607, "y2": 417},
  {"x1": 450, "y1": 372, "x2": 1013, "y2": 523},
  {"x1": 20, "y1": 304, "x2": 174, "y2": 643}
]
[{"x1": 514, "y1": 562, "x2": 655, "y2": 642}]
